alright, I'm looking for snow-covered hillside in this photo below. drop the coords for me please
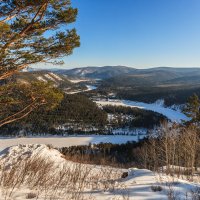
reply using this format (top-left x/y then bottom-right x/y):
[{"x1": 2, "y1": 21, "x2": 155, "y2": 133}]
[
  {"x1": 95, "y1": 99, "x2": 189, "y2": 123},
  {"x1": 0, "y1": 144, "x2": 199, "y2": 200},
  {"x1": 35, "y1": 72, "x2": 65, "y2": 84}
]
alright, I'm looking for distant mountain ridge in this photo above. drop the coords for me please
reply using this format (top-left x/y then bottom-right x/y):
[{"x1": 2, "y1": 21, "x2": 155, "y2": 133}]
[
  {"x1": 26, "y1": 66, "x2": 200, "y2": 84},
  {"x1": 52, "y1": 66, "x2": 137, "y2": 79}
]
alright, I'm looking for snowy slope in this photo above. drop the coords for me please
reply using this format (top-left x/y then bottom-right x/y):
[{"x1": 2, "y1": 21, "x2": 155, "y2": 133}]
[
  {"x1": 0, "y1": 145, "x2": 199, "y2": 200},
  {"x1": 95, "y1": 99, "x2": 189, "y2": 123}
]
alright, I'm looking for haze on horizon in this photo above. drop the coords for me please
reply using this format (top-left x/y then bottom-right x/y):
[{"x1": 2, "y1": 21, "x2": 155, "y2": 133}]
[{"x1": 38, "y1": 0, "x2": 200, "y2": 69}]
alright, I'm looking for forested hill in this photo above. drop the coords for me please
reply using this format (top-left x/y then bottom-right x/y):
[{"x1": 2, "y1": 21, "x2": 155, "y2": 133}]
[{"x1": 0, "y1": 94, "x2": 165, "y2": 136}]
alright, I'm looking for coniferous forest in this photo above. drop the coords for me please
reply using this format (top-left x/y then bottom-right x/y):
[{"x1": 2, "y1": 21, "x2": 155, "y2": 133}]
[{"x1": 0, "y1": 94, "x2": 166, "y2": 136}]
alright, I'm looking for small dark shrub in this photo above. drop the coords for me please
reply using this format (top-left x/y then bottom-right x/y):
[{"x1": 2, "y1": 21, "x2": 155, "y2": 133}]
[
  {"x1": 121, "y1": 172, "x2": 128, "y2": 178},
  {"x1": 151, "y1": 185, "x2": 163, "y2": 192}
]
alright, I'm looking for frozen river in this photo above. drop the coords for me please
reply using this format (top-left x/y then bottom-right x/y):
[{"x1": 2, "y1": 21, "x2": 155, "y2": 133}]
[
  {"x1": 95, "y1": 99, "x2": 189, "y2": 123},
  {"x1": 0, "y1": 135, "x2": 143, "y2": 151}
]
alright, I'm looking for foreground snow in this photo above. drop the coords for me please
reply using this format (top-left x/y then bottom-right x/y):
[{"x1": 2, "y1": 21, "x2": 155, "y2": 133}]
[
  {"x1": 0, "y1": 135, "x2": 143, "y2": 151},
  {"x1": 95, "y1": 99, "x2": 189, "y2": 123},
  {"x1": 0, "y1": 144, "x2": 199, "y2": 200}
]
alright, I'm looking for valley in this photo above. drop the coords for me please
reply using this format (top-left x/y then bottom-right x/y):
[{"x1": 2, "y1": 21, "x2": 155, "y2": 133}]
[
  {"x1": 1, "y1": 67, "x2": 200, "y2": 200},
  {"x1": 2, "y1": 66, "x2": 194, "y2": 137}
]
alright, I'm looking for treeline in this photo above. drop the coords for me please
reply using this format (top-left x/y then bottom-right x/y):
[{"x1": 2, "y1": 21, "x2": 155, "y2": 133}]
[
  {"x1": 116, "y1": 86, "x2": 200, "y2": 106},
  {"x1": 59, "y1": 140, "x2": 146, "y2": 168},
  {"x1": 103, "y1": 105, "x2": 167, "y2": 129}
]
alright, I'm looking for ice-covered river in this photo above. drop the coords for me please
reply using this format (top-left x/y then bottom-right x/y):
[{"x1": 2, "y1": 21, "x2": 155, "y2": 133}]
[
  {"x1": 0, "y1": 135, "x2": 143, "y2": 151},
  {"x1": 95, "y1": 99, "x2": 189, "y2": 123}
]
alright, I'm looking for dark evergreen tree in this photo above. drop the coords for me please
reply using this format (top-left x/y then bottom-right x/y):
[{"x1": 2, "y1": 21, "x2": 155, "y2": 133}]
[
  {"x1": 0, "y1": 0, "x2": 80, "y2": 80},
  {"x1": 183, "y1": 94, "x2": 200, "y2": 124},
  {"x1": 0, "y1": 82, "x2": 63, "y2": 127}
]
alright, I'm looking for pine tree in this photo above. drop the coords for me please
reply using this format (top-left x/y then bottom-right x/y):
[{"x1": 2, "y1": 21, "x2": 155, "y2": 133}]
[
  {"x1": 183, "y1": 94, "x2": 200, "y2": 124},
  {"x1": 0, "y1": 82, "x2": 64, "y2": 127},
  {"x1": 0, "y1": 0, "x2": 80, "y2": 80}
]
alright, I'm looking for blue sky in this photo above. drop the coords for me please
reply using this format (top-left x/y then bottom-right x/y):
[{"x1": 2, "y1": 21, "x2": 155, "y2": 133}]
[{"x1": 46, "y1": 0, "x2": 200, "y2": 69}]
